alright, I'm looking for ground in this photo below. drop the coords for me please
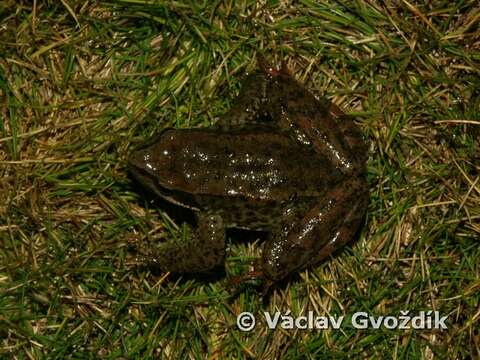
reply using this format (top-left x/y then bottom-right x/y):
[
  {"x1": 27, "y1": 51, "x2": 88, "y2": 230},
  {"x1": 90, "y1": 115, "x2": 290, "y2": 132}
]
[{"x1": 1, "y1": 1, "x2": 479, "y2": 358}]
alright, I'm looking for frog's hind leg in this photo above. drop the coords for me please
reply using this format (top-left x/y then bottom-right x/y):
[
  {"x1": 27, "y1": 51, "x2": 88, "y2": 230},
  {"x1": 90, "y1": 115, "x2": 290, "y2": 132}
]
[
  {"x1": 259, "y1": 73, "x2": 366, "y2": 176},
  {"x1": 216, "y1": 71, "x2": 273, "y2": 129},
  {"x1": 137, "y1": 214, "x2": 226, "y2": 274},
  {"x1": 329, "y1": 103, "x2": 368, "y2": 171},
  {"x1": 260, "y1": 179, "x2": 368, "y2": 282}
]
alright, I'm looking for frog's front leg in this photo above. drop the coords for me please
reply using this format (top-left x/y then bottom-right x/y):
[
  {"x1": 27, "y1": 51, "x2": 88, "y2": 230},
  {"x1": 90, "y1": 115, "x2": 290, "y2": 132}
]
[
  {"x1": 260, "y1": 179, "x2": 368, "y2": 282},
  {"x1": 137, "y1": 213, "x2": 225, "y2": 273}
]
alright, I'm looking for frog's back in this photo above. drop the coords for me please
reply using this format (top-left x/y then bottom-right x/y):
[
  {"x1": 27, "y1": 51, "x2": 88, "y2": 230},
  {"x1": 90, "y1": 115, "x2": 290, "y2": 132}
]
[{"x1": 160, "y1": 126, "x2": 341, "y2": 203}]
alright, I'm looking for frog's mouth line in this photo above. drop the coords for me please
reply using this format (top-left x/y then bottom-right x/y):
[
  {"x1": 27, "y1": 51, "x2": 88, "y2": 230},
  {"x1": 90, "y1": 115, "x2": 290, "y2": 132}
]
[{"x1": 129, "y1": 164, "x2": 200, "y2": 211}]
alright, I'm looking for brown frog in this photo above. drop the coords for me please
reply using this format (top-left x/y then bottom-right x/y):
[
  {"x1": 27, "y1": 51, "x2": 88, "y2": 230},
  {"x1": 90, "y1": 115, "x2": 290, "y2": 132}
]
[{"x1": 128, "y1": 66, "x2": 368, "y2": 289}]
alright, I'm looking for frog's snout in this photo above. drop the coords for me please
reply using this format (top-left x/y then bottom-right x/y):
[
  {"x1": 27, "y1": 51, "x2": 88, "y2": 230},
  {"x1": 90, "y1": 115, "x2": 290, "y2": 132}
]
[
  {"x1": 129, "y1": 139, "x2": 177, "y2": 182},
  {"x1": 128, "y1": 147, "x2": 152, "y2": 172}
]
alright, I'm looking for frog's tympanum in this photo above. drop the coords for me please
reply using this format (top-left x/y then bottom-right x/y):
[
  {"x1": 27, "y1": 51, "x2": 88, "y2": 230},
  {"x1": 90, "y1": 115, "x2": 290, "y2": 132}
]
[{"x1": 129, "y1": 66, "x2": 369, "y2": 289}]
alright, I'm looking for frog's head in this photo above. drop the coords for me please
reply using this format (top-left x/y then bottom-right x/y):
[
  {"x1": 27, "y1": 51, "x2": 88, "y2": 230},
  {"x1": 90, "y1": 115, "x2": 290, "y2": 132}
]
[{"x1": 128, "y1": 129, "x2": 180, "y2": 195}]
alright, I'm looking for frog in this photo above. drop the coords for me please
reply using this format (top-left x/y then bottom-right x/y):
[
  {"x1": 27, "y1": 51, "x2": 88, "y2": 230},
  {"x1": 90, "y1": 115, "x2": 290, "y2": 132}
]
[{"x1": 128, "y1": 65, "x2": 369, "y2": 290}]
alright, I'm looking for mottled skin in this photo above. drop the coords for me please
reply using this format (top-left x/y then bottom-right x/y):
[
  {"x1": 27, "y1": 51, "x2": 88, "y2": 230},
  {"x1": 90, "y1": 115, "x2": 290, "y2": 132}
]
[{"x1": 128, "y1": 67, "x2": 369, "y2": 287}]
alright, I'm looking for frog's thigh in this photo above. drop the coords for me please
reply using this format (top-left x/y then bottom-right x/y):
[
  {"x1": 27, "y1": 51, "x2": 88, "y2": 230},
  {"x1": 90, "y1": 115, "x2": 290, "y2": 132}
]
[
  {"x1": 149, "y1": 214, "x2": 226, "y2": 273},
  {"x1": 261, "y1": 181, "x2": 368, "y2": 281}
]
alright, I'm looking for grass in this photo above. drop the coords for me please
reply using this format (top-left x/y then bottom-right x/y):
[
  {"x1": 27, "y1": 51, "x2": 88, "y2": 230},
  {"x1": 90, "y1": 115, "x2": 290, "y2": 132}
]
[{"x1": 1, "y1": 0, "x2": 479, "y2": 358}]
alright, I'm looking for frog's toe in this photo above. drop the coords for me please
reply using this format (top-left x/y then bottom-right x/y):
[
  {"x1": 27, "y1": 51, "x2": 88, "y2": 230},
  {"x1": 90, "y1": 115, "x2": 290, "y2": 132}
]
[{"x1": 261, "y1": 278, "x2": 274, "y2": 297}]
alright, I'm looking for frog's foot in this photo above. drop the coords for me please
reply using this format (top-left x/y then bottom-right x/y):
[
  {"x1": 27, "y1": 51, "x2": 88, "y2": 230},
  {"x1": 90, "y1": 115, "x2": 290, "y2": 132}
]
[
  {"x1": 257, "y1": 55, "x2": 290, "y2": 78},
  {"x1": 228, "y1": 256, "x2": 267, "y2": 290},
  {"x1": 260, "y1": 179, "x2": 369, "y2": 282},
  {"x1": 229, "y1": 269, "x2": 264, "y2": 286},
  {"x1": 227, "y1": 268, "x2": 275, "y2": 296},
  {"x1": 215, "y1": 59, "x2": 290, "y2": 129},
  {"x1": 216, "y1": 71, "x2": 271, "y2": 128},
  {"x1": 138, "y1": 214, "x2": 226, "y2": 274}
]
